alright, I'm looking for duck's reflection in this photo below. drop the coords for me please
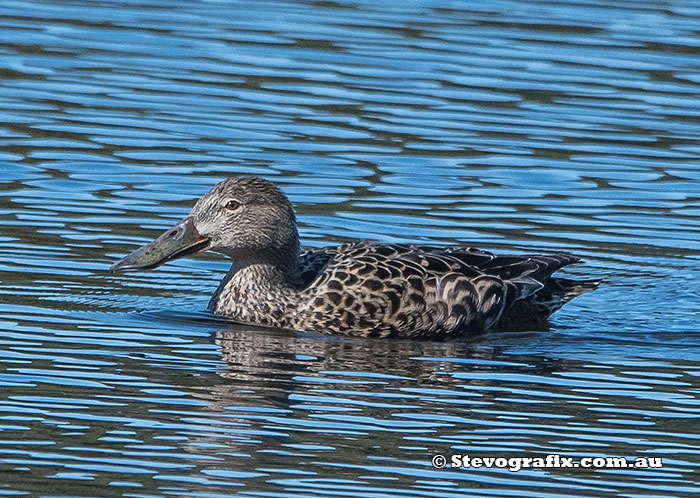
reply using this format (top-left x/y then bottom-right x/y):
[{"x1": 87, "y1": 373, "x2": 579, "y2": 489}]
[
  {"x1": 199, "y1": 322, "x2": 565, "y2": 414},
  {"x1": 215, "y1": 324, "x2": 508, "y2": 383}
]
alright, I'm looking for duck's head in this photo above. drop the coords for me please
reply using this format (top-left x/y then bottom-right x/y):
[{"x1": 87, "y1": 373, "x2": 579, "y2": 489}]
[{"x1": 110, "y1": 177, "x2": 300, "y2": 275}]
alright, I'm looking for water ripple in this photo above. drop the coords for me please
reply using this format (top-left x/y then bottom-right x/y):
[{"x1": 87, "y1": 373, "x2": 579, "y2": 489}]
[{"x1": 1, "y1": 0, "x2": 700, "y2": 496}]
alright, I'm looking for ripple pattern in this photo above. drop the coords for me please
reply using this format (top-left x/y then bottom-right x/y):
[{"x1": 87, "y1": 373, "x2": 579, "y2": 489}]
[{"x1": 1, "y1": 0, "x2": 700, "y2": 497}]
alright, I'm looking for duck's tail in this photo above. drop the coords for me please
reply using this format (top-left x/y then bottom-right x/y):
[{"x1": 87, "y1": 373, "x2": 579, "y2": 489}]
[{"x1": 496, "y1": 278, "x2": 601, "y2": 331}]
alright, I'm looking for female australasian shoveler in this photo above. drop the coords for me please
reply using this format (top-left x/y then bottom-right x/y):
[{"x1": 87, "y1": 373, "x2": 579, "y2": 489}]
[{"x1": 111, "y1": 177, "x2": 599, "y2": 339}]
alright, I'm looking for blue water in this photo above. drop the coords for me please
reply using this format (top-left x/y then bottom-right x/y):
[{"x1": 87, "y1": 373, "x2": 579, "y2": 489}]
[{"x1": 1, "y1": 0, "x2": 700, "y2": 496}]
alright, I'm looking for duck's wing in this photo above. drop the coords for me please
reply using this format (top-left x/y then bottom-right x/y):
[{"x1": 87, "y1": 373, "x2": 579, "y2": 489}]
[
  {"x1": 297, "y1": 243, "x2": 583, "y2": 338},
  {"x1": 345, "y1": 244, "x2": 581, "y2": 299},
  {"x1": 433, "y1": 248, "x2": 599, "y2": 332},
  {"x1": 298, "y1": 248, "x2": 335, "y2": 288}
]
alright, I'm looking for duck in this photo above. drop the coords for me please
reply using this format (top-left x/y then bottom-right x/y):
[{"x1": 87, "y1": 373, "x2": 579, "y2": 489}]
[{"x1": 111, "y1": 177, "x2": 599, "y2": 339}]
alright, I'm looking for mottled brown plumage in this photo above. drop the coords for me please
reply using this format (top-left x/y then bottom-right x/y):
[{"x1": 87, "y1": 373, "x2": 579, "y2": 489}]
[{"x1": 112, "y1": 177, "x2": 599, "y2": 339}]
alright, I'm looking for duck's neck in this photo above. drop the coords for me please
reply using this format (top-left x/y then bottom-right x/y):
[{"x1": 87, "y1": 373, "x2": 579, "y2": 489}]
[
  {"x1": 207, "y1": 247, "x2": 301, "y2": 328},
  {"x1": 231, "y1": 244, "x2": 300, "y2": 280}
]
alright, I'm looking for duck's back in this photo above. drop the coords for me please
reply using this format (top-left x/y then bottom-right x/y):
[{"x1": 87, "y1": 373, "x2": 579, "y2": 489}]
[{"x1": 293, "y1": 243, "x2": 593, "y2": 339}]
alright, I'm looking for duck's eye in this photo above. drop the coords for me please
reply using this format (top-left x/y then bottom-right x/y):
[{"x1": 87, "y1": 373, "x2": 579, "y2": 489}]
[{"x1": 225, "y1": 200, "x2": 241, "y2": 211}]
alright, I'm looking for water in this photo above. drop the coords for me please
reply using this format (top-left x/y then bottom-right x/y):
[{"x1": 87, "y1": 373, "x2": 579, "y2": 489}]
[{"x1": 1, "y1": 0, "x2": 700, "y2": 496}]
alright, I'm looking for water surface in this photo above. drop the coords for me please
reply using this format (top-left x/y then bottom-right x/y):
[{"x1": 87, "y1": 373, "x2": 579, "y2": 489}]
[{"x1": 1, "y1": 0, "x2": 700, "y2": 496}]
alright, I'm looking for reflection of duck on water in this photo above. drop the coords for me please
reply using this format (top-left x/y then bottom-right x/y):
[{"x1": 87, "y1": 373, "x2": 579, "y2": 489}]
[{"x1": 111, "y1": 177, "x2": 599, "y2": 339}]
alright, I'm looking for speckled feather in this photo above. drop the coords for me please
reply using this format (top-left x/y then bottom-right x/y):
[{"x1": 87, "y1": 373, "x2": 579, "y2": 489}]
[
  {"x1": 208, "y1": 239, "x2": 597, "y2": 339},
  {"x1": 292, "y1": 244, "x2": 589, "y2": 339}
]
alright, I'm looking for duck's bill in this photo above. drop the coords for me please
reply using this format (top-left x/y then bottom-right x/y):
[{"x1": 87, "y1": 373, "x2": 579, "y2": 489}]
[{"x1": 110, "y1": 217, "x2": 210, "y2": 273}]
